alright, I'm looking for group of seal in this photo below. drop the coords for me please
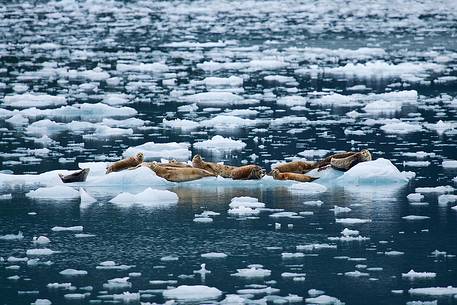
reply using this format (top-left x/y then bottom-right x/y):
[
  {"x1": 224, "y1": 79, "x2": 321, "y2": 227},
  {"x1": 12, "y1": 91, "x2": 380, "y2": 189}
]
[
  {"x1": 271, "y1": 149, "x2": 372, "y2": 182},
  {"x1": 58, "y1": 149, "x2": 372, "y2": 183}
]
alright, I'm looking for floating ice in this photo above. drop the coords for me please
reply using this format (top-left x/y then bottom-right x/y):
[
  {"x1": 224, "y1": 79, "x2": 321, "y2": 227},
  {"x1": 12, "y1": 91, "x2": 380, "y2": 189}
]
[
  {"x1": 26, "y1": 248, "x2": 57, "y2": 256},
  {"x1": 79, "y1": 188, "x2": 97, "y2": 207},
  {"x1": 123, "y1": 142, "x2": 191, "y2": 161},
  {"x1": 163, "y1": 285, "x2": 222, "y2": 301},
  {"x1": 232, "y1": 266, "x2": 271, "y2": 278},
  {"x1": 289, "y1": 182, "x2": 327, "y2": 194},
  {"x1": 32, "y1": 299, "x2": 52, "y2": 305},
  {"x1": 200, "y1": 115, "x2": 259, "y2": 129},
  {"x1": 163, "y1": 118, "x2": 200, "y2": 130},
  {"x1": 59, "y1": 269, "x2": 87, "y2": 276},
  {"x1": 345, "y1": 270, "x2": 369, "y2": 277},
  {"x1": 3, "y1": 93, "x2": 66, "y2": 108},
  {"x1": 32, "y1": 236, "x2": 50, "y2": 245},
  {"x1": 51, "y1": 226, "x2": 83, "y2": 232},
  {"x1": 194, "y1": 135, "x2": 246, "y2": 152},
  {"x1": 442, "y1": 160, "x2": 457, "y2": 168},
  {"x1": 402, "y1": 215, "x2": 430, "y2": 220},
  {"x1": 116, "y1": 62, "x2": 169, "y2": 73},
  {"x1": 305, "y1": 294, "x2": 344, "y2": 305},
  {"x1": 336, "y1": 158, "x2": 411, "y2": 184},
  {"x1": 381, "y1": 122, "x2": 423, "y2": 134},
  {"x1": 26, "y1": 186, "x2": 79, "y2": 200},
  {"x1": 409, "y1": 286, "x2": 457, "y2": 296},
  {"x1": 402, "y1": 270, "x2": 436, "y2": 279},
  {"x1": 182, "y1": 92, "x2": 243, "y2": 106},
  {"x1": 201, "y1": 252, "x2": 227, "y2": 259},
  {"x1": 335, "y1": 218, "x2": 371, "y2": 225},
  {"x1": 109, "y1": 187, "x2": 178, "y2": 208},
  {"x1": 438, "y1": 194, "x2": 457, "y2": 205},
  {"x1": 415, "y1": 185, "x2": 454, "y2": 193},
  {"x1": 203, "y1": 76, "x2": 243, "y2": 87},
  {"x1": 0, "y1": 231, "x2": 23, "y2": 241}
]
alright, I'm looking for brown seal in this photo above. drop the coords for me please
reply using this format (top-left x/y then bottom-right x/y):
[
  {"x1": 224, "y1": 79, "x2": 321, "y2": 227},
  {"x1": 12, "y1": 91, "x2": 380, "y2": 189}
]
[
  {"x1": 106, "y1": 152, "x2": 144, "y2": 174},
  {"x1": 192, "y1": 154, "x2": 235, "y2": 178},
  {"x1": 271, "y1": 161, "x2": 315, "y2": 174},
  {"x1": 271, "y1": 169, "x2": 318, "y2": 182},
  {"x1": 146, "y1": 162, "x2": 216, "y2": 182},
  {"x1": 230, "y1": 165, "x2": 265, "y2": 180},
  {"x1": 330, "y1": 149, "x2": 372, "y2": 171}
]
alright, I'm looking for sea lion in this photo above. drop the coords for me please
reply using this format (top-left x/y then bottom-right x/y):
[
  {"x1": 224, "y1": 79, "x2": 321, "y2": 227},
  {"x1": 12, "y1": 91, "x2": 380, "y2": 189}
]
[
  {"x1": 192, "y1": 154, "x2": 235, "y2": 178},
  {"x1": 106, "y1": 152, "x2": 144, "y2": 174},
  {"x1": 146, "y1": 162, "x2": 216, "y2": 182},
  {"x1": 230, "y1": 165, "x2": 265, "y2": 180},
  {"x1": 271, "y1": 161, "x2": 315, "y2": 174},
  {"x1": 271, "y1": 169, "x2": 318, "y2": 182},
  {"x1": 58, "y1": 168, "x2": 90, "y2": 183},
  {"x1": 330, "y1": 149, "x2": 372, "y2": 171}
]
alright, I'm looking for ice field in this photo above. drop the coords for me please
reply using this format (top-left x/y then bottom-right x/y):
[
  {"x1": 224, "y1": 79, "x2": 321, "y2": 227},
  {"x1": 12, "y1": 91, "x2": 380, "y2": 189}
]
[{"x1": 1, "y1": 0, "x2": 457, "y2": 304}]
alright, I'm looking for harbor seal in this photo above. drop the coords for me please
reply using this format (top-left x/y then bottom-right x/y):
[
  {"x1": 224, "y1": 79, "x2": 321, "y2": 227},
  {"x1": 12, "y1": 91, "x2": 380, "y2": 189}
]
[
  {"x1": 314, "y1": 149, "x2": 372, "y2": 170},
  {"x1": 330, "y1": 149, "x2": 372, "y2": 171},
  {"x1": 146, "y1": 162, "x2": 216, "y2": 182},
  {"x1": 271, "y1": 161, "x2": 315, "y2": 174},
  {"x1": 106, "y1": 152, "x2": 144, "y2": 174},
  {"x1": 270, "y1": 169, "x2": 318, "y2": 182},
  {"x1": 230, "y1": 165, "x2": 265, "y2": 180},
  {"x1": 58, "y1": 168, "x2": 90, "y2": 183},
  {"x1": 192, "y1": 154, "x2": 235, "y2": 178}
]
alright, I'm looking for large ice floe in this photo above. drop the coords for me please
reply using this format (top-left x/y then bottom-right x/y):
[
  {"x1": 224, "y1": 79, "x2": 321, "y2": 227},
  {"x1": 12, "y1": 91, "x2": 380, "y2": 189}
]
[
  {"x1": 0, "y1": 158, "x2": 412, "y2": 197},
  {"x1": 122, "y1": 142, "x2": 191, "y2": 161}
]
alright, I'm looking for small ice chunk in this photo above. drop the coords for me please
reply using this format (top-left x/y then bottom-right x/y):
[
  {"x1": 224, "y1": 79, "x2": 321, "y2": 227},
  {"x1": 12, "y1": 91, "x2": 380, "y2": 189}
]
[
  {"x1": 109, "y1": 187, "x2": 178, "y2": 208},
  {"x1": 402, "y1": 215, "x2": 430, "y2": 220},
  {"x1": 194, "y1": 135, "x2": 246, "y2": 152},
  {"x1": 163, "y1": 285, "x2": 222, "y2": 301},
  {"x1": 442, "y1": 160, "x2": 457, "y2": 168},
  {"x1": 32, "y1": 236, "x2": 50, "y2": 245},
  {"x1": 335, "y1": 218, "x2": 371, "y2": 225},
  {"x1": 0, "y1": 231, "x2": 24, "y2": 241},
  {"x1": 201, "y1": 252, "x2": 227, "y2": 259},
  {"x1": 305, "y1": 295, "x2": 344, "y2": 305},
  {"x1": 402, "y1": 270, "x2": 436, "y2": 279},
  {"x1": 407, "y1": 193, "x2": 424, "y2": 202},
  {"x1": 289, "y1": 182, "x2": 327, "y2": 194},
  {"x1": 59, "y1": 269, "x2": 88, "y2": 276},
  {"x1": 26, "y1": 248, "x2": 58, "y2": 256},
  {"x1": 231, "y1": 266, "x2": 271, "y2": 278},
  {"x1": 409, "y1": 286, "x2": 457, "y2": 296},
  {"x1": 51, "y1": 226, "x2": 83, "y2": 232}
]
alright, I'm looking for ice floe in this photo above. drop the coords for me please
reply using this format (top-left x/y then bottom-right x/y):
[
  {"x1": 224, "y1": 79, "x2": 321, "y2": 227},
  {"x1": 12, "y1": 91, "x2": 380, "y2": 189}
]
[
  {"x1": 163, "y1": 285, "x2": 222, "y2": 301},
  {"x1": 109, "y1": 188, "x2": 178, "y2": 208}
]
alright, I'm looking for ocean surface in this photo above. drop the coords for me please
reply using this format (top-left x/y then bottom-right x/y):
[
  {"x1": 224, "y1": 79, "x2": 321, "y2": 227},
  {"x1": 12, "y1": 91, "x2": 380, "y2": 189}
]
[{"x1": 1, "y1": 1, "x2": 457, "y2": 304}]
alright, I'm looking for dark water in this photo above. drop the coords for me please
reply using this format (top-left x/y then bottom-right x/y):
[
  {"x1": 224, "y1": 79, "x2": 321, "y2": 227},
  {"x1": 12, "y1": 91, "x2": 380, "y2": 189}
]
[{"x1": 1, "y1": 1, "x2": 457, "y2": 304}]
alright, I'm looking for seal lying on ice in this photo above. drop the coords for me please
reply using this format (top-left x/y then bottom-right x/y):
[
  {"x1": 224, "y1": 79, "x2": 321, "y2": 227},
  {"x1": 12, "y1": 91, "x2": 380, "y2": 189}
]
[
  {"x1": 106, "y1": 152, "x2": 144, "y2": 174},
  {"x1": 270, "y1": 169, "x2": 318, "y2": 182},
  {"x1": 146, "y1": 162, "x2": 216, "y2": 182},
  {"x1": 58, "y1": 168, "x2": 90, "y2": 183},
  {"x1": 192, "y1": 155, "x2": 265, "y2": 180}
]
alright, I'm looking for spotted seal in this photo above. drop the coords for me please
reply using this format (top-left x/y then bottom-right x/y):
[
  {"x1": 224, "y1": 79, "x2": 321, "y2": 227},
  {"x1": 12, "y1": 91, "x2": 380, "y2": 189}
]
[{"x1": 58, "y1": 168, "x2": 90, "y2": 183}]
